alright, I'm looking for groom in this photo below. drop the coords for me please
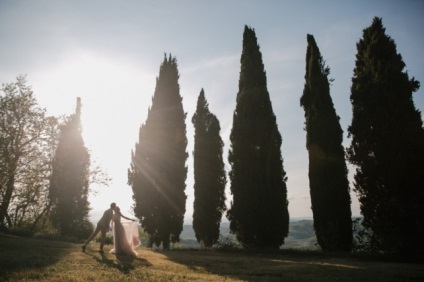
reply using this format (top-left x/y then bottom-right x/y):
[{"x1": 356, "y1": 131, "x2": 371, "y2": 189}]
[{"x1": 82, "y1": 202, "x2": 116, "y2": 253}]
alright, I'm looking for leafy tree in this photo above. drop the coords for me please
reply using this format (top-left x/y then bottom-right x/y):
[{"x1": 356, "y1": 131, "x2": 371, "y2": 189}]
[
  {"x1": 227, "y1": 26, "x2": 289, "y2": 249},
  {"x1": 300, "y1": 34, "x2": 352, "y2": 252},
  {"x1": 27, "y1": 116, "x2": 62, "y2": 232},
  {"x1": 49, "y1": 98, "x2": 92, "y2": 238},
  {"x1": 192, "y1": 89, "x2": 226, "y2": 247},
  {"x1": 9, "y1": 116, "x2": 61, "y2": 232},
  {"x1": 0, "y1": 76, "x2": 57, "y2": 230},
  {"x1": 347, "y1": 17, "x2": 424, "y2": 258},
  {"x1": 129, "y1": 54, "x2": 188, "y2": 250}
]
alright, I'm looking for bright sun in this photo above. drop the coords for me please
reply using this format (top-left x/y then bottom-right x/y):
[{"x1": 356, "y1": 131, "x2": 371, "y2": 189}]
[{"x1": 32, "y1": 51, "x2": 155, "y2": 216}]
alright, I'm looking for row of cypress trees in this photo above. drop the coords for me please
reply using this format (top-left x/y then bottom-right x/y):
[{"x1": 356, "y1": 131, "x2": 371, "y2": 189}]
[{"x1": 129, "y1": 17, "x2": 424, "y2": 257}]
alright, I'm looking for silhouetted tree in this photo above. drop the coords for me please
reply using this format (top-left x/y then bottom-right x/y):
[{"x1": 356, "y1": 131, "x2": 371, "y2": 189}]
[
  {"x1": 0, "y1": 76, "x2": 58, "y2": 230},
  {"x1": 49, "y1": 98, "x2": 92, "y2": 238},
  {"x1": 227, "y1": 26, "x2": 289, "y2": 249},
  {"x1": 347, "y1": 17, "x2": 424, "y2": 258},
  {"x1": 192, "y1": 89, "x2": 226, "y2": 247},
  {"x1": 29, "y1": 116, "x2": 62, "y2": 232},
  {"x1": 129, "y1": 54, "x2": 188, "y2": 250},
  {"x1": 300, "y1": 34, "x2": 352, "y2": 252}
]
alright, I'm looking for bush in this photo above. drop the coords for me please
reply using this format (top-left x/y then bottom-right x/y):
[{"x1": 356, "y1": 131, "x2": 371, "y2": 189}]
[
  {"x1": 352, "y1": 218, "x2": 375, "y2": 253},
  {"x1": 95, "y1": 234, "x2": 113, "y2": 245},
  {"x1": 7, "y1": 226, "x2": 34, "y2": 237},
  {"x1": 213, "y1": 234, "x2": 240, "y2": 250},
  {"x1": 69, "y1": 220, "x2": 94, "y2": 239}
]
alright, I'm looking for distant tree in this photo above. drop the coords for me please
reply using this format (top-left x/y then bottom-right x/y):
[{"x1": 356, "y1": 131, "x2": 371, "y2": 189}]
[
  {"x1": 129, "y1": 54, "x2": 188, "y2": 250},
  {"x1": 347, "y1": 17, "x2": 424, "y2": 258},
  {"x1": 49, "y1": 98, "x2": 92, "y2": 238},
  {"x1": 227, "y1": 26, "x2": 289, "y2": 249},
  {"x1": 300, "y1": 34, "x2": 352, "y2": 252},
  {"x1": 0, "y1": 76, "x2": 57, "y2": 230},
  {"x1": 192, "y1": 89, "x2": 226, "y2": 247}
]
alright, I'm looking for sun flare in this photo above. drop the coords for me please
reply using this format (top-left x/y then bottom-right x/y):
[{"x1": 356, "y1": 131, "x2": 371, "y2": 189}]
[{"x1": 32, "y1": 51, "x2": 156, "y2": 216}]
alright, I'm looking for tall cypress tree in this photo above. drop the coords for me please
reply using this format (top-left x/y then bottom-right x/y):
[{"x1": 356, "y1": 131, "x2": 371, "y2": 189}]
[
  {"x1": 227, "y1": 26, "x2": 289, "y2": 249},
  {"x1": 300, "y1": 34, "x2": 352, "y2": 252},
  {"x1": 49, "y1": 97, "x2": 92, "y2": 238},
  {"x1": 129, "y1": 54, "x2": 188, "y2": 250},
  {"x1": 192, "y1": 89, "x2": 226, "y2": 247},
  {"x1": 347, "y1": 17, "x2": 424, "y2": 257}
]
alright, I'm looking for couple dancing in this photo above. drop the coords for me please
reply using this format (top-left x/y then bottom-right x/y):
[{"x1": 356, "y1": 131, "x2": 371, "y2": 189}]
[{"x1": 82, "y1": 202, "x2": 140, "y2": 256}]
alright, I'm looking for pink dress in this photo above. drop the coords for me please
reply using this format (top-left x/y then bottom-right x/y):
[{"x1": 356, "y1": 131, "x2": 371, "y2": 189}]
[{"x1": 109, "y1": 213, "x2": 140, "y2": 256}]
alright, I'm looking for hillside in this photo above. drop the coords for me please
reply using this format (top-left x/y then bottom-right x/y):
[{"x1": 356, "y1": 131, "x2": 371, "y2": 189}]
[{"x1": 178, "y1": 219, "x2": 317, "y2": 249}]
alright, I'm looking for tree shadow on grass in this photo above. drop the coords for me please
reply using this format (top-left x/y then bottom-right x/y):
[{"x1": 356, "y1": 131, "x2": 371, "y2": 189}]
[
  {"x1": 0, "y1": 234, "x2": 73, "y2": 274},
  {"x1": 160, "y1": 249, "x2": 388, "y2": 282},
  {"x1": 163, "y1": 249, "x2": 424, "y2": 281},
  {"x1": 90, "y1": 252, "x2": 151, "y2": 274}
]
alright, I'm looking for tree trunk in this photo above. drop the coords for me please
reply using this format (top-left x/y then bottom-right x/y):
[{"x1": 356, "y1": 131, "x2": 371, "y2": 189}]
[
  {"x1": 162, "y1": 236, "x2": 170, "y2": 250},
  {"x1": 31, "y1": 203, "x2": 51, "y2": 231},
  {"x1": 0, "y1": 174, "x2": 16, "y2": 227}
]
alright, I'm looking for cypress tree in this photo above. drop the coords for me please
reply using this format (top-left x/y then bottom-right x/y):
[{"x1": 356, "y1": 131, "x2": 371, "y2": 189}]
[
  {"x1": 129, "y1": 54, "x2": 188, "y2": 250},
  {"x1": 49, "y1": 97, "x2": 92, "y2": 238},
  {"x1": 300, "y1": 34, "x2": 352, "y2": 252},
  {"x1": 192, "y1": 89, "x2": 226, "y2": 247},
  {"x1": 227, "y1": 26, "x2": 289, "y2": 249},
  {"x1": 347, "y1": 17, "x2": 424, "y2": 257}
]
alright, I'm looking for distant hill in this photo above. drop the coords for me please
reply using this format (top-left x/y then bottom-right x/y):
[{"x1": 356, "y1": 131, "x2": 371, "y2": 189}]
[
  {"x1": 95, "y1": 214, "x2": 362, "y2": 250},
  {"x1": 177, "y1": 219, "x2": 318, "y2": 250},
  {"x1": 282, "y1": 219, "x2": 318, "y2": 250},
  {"x1": 92, "y1": 213, "x2": 318, "y2": 250}
]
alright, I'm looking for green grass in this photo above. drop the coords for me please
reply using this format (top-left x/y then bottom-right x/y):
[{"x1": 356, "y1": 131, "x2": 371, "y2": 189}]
[{"x1": 1, "y1": 233, "x2": 423, "y2": 281}]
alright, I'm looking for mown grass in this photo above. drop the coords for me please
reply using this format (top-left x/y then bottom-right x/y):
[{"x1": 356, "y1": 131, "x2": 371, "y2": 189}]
[{"x1": 1, "y1": 233, "x2": 423, "y2": 281}]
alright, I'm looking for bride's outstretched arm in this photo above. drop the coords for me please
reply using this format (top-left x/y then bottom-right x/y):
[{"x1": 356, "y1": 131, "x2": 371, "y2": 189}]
[{"x1": 120, "y1": 212, "x2": 136, "y2": 221}]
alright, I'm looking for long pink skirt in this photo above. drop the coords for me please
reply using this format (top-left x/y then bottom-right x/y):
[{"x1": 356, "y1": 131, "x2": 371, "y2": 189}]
[{"x1": 110, "y1": 220, "x2": 140, "y2": 256}]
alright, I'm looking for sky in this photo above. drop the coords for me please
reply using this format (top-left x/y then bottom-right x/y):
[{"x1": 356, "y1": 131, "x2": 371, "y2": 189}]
[{"x1": 1, "y1": 0, "x2": 423, "y2": 224}]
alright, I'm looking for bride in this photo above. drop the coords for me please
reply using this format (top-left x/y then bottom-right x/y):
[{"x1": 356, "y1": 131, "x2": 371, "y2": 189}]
[{"x1": 109, "y1": 206, "x2": 140, "y2": 256}]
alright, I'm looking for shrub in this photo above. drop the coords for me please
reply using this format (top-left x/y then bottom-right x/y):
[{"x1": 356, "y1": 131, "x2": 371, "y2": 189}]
[
  {"x1": 95, "y1": 234, "x2": 113, "y2": 245},
  {"x1": 7, "y1": 226, "x2": 34, "y2": 237},
  {"x1": 352, "y1": 218, "x2": 375, "y2": 253},
  {"x1": 213, "y1": 234, "x2": 240, "y2": 250}
]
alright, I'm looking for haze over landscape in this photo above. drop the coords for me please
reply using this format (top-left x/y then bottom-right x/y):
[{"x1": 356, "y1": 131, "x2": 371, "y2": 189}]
[{"x1": 1, "y1": 0, "x2": 423, "y2": 224}]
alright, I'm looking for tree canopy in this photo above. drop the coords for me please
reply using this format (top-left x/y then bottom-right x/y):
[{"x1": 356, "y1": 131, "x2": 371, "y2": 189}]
[
  {"x1": 129, "y1": 54, "x2": 188, "y2": 250},
  {"x1": 300, "y1": 34, "x2": 352, "y2": 252},
  {"x1": 347, "y1": 17, "x2": 424, "y2": 257},
  {"x1": 49, "y1": 98, "x2": 92, "y2": 238},
  {"x1": 0, "y1": 76, "x2": 59, "y2": 231},
  {"x1": 227, "y1": 26, "x2": 289, "y2": 249},
  {"x1": 192, "y1": 89, "x2": 227, "y2": 247}
]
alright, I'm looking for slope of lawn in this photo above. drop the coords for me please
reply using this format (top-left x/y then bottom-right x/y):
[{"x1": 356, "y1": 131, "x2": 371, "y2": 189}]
[{"x1": 1, "y1": 233, "x2": 423, "y2": 281}]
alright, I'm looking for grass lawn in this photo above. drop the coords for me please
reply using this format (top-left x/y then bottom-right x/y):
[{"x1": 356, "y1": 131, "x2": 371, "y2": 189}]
[{"x1": 1, "y1": 233, "x2": 423, "y2": 281}]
